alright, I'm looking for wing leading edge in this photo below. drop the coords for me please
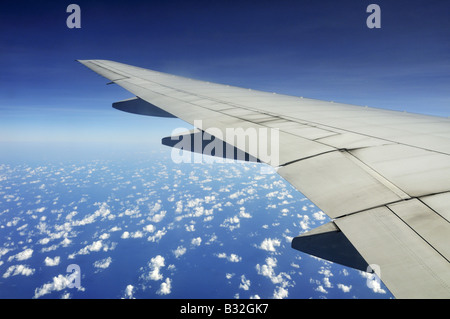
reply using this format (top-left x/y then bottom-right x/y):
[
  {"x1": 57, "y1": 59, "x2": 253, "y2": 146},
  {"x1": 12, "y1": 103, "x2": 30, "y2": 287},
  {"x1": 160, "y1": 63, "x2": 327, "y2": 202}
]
[{"x1": 78, "y1": 59, "x2": 450, "y2": 298}]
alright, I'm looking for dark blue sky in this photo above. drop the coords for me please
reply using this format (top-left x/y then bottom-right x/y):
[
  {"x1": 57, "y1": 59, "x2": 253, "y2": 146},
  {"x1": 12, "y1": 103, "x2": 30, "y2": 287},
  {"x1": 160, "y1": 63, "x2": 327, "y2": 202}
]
[{"x1": 1, "y1": 0, "x2": 449, "y2": 146}]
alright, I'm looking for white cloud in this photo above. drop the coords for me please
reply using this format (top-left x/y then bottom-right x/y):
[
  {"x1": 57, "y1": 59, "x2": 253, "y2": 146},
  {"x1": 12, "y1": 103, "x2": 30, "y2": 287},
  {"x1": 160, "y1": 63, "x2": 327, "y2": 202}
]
[
  {"x1": 216, "y1": 253, "x2": 242, "y2": 263},
  {"x1": 17, "y1": 224, "x2": 28, "y2": 232},
  {"x1": 318, "y1": 267, "x2": 334, "y2": 289},
  {"x1": 147, "y1": 229, "x2": 167, "y2": 242},
  {"x1": 147, "y1": 255, "x2": 165, "y2": 281},
  {"x1": 65, "y1": 211, "x2": 78, "y2": 220},
  {"x1": 6, "y1": 217, "x2": 21, "y2": 227},
  {"x1": 203, "y1": 215, "x2": 213, "y2": 222},
  {"x1": 319, "y1": 267, "x2": 333, "y2": 278},
  {"x1": 360, "y1": 272, "x2": 387, "y2": 294},
  {"x1": 157, "y1": 278, "x2": 172, "y2": 295},
  {"x1": 68, "y1": 240, "x2": 106, "y2": 259},
  {"x1": 323, "y1": 277, "x2": 332, "y2": 288},
  {"x1": 259, "y1": 238, "x2": 281, "y2": 252},
  {"x1": 41, "y1": 245, "x2": 58, "y2": 253},
  {"x1": 33, "y1": 272, "x2": 84, "y2": 299},
  {"x1": 256, "y1": 257, "x2": 277, "y2": 281},
  {"x1": 220, "y1": 216, "x2": 240, "y2": 231},
  {"x1": 8, "y1": 248, "x2": 33, "y2": 262},
  {"x1": 228, "y1": 254, "x2": 242, "y2": 263},
  {"x1": 337, "y1": 283, "x2": 352, "y2": 293},
  {"x1": 256, "y1": 257, "x2": 292, "y2": 287},
  {"x1": 3, "y1": 265, "x2": 35, "y2": 278},
  {"x1": 206, "y1": 233, "x2": 217, "y2": 245},
  {"x1": 61, "y1": 238, "x2": 71, "y2": 247},
  {"x1": 131, "y1": 231, "x2": 143, "y2": 238},
  {"x1": 192, "y1": 206, "x2": 204, "y2": 218},
  {"x1": 99, "y1": 233, "x2": 110, "y2": 240},
  {"x1": 150, "y1": 210, "x2": 166, "y2": 223},
  {"x1": 86, "y1": 240, "x2": 103, "y2": 252},
  {"x1": 229, "y1": 190, "x2": 244, "y2": 199},
  {"x1": 121, "y1": 231, "x2": 130, "y2": 239},
  {"x1": 315, "y1": 285, "x2": 328, "y2": 294},
  {"x1": 273, "y1": 287, "x2": 288, "y2": 299},
  {"x1": 175, "y1": 201, "x2": 183, "y2": 213},
  {"x1": 173, "y1": 246, "x2": 186, "y2": 258},
  {"x1": 123, "y1": 285, "x2": 135, "y2": 299},
  {"x1": 71, "y1": 202, "x2": 110, "y2": 226},
  {"x1": 151, "y1": 202, "x2": 162, "y2": 213},
  {"x1": 44, "y1": 256, "x2": 60, "y2": 267},
  {"x1": 239, "y1": 275, "x2": 250, "y2": 291},
  {"x1": 143, "y1": 224, "x2": 155, "y2": 233},
  {"x1": 38, "y1": 238, "x2": 50, "y2": 245},
  {"x1": 61, "y1": 292, "x2": 71, "y2": 299},
  {"x1": 238, "y1": 207, "x2": 252, "y2": 219},
  {"x1": 94, "y1": 257, "x2": 112, "y2": 269},
  {"x1": 312, "y1": 211, "x2": 326, "y2": 221},
  {"x1": 299, "y1": 215, "x2": 311, "y2": 230},
  {"x1": 191, "y1": 237, "x2": 202, "y2": 246},
  {"x1": 124, "y1": 208, "x2": 140, "y2": 217},
  {"x1": 0, "y1": 248, "x2": 10, "y2": 258}
]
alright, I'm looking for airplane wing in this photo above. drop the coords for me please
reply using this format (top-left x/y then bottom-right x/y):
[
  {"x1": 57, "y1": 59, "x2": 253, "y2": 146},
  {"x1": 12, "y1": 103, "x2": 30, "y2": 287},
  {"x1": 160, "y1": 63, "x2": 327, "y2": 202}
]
[{"x1": 78, "y1": 59, "x2": 450, "y2": 299}]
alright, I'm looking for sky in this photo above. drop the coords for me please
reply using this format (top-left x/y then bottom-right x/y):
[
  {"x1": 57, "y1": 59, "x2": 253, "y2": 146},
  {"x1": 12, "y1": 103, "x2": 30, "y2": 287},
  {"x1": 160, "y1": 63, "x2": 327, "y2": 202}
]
[{"x1": 0, "y1": 0, "x2": 449, "y2": 152}]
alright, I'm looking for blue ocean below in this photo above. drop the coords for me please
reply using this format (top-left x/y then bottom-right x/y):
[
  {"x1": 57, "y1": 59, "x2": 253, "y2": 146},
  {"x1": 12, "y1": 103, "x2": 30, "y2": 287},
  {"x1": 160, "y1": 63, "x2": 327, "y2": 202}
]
[{"x1": 0, "y1": 144, "x2": 392, "y2": 299}]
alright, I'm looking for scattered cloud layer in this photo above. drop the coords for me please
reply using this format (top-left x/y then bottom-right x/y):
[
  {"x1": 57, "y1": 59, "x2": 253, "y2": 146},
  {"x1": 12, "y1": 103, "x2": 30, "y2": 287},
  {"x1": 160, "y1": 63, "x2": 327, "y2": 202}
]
[{"x1": 0, "y1": 154, "x2": 390, "y2": 299}]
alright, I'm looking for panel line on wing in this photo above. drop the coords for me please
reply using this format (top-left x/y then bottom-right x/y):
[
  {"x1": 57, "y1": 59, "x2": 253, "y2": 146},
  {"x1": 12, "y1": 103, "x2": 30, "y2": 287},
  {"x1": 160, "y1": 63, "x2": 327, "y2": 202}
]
[
  {"x1": 341, "y1": 151, "x2": 411, "y2": 200},
  {"x1": 279, "y1": 150, "x2": 337, "y2": 167},
  {"x1": 419, "y1": 192, "x2": 450, "y2": 223},
  {"x1": 335, "y1": 206, "x2": 450, "y2": 298},
  {"x1": 386, "y1": 201, "x2": 450, "y2": 263}
]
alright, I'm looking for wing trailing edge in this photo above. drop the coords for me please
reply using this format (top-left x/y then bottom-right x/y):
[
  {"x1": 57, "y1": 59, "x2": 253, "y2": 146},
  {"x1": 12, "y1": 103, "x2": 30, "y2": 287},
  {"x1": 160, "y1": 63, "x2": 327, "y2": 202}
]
[
  {"x1": 113, "y1": 97, "x2": 176, "y2": 118},
  {"x1": 162, "y1": 129, "x2": 261, "y2": 163}
]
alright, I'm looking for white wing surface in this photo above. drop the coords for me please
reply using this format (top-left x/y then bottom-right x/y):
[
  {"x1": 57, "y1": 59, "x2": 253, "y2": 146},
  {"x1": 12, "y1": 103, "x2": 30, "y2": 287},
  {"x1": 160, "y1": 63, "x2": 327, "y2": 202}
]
[{"x1": 79, "y1": 59, "x2": 450, "y2": 298}]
